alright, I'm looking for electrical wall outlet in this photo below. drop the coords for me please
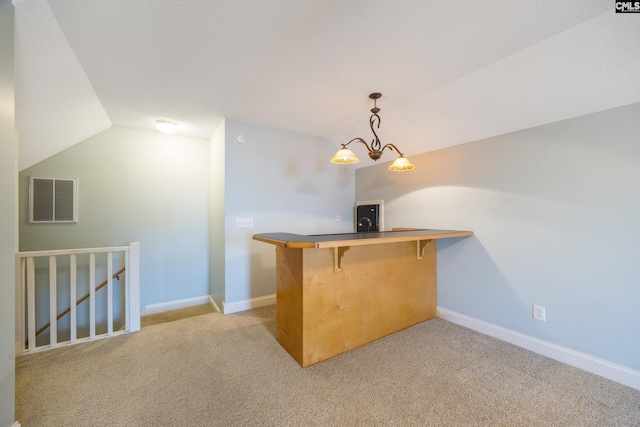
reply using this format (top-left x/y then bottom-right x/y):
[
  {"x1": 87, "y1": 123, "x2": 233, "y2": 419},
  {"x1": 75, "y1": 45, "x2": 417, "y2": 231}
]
[
  {"x1": 336, "y1": 215, "x2": 341, "y2": 223},
  {"x1": 236, "y1": 218, "x2": 254, "y2": 228},
  {"x1": 533, "y1": 305, "x2": 546, "y2": 322}
]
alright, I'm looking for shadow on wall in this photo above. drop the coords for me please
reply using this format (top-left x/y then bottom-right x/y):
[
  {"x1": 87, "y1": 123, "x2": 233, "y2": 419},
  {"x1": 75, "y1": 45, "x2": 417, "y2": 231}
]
[
  {"x1": 224, "y1": 243, "x2": 277, "y2": 304},
  {"x1": 436, "y1": 236, "x2": 548, "y2": 338}
]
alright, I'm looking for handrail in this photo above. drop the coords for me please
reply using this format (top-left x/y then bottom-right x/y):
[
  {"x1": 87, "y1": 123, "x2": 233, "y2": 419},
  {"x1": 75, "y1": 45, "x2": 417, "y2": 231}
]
[
  {"x1": 31, "y1": 266, "x2": 126, "y2": 340},
  {"x1": 16, "y1": 245, "x2": 130, "y2": 258}
]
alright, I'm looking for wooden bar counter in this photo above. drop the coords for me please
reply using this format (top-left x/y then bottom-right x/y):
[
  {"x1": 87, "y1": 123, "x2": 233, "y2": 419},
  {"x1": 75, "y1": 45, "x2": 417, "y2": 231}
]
[{"x1": 253, "y1": 228, "x2": 473, "y2": 367}]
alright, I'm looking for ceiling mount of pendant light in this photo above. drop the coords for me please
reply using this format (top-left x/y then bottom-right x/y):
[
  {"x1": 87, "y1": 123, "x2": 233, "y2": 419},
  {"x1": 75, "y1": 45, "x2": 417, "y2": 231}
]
[{"x1": 330, "y1": 93, "x2": 415, "y2": 171}]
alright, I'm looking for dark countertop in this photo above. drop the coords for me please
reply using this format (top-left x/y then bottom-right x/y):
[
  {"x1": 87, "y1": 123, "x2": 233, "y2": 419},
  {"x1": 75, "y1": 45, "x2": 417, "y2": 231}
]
[{"x1": 253, "y1": 228, "x2": 473, "y2": 248}]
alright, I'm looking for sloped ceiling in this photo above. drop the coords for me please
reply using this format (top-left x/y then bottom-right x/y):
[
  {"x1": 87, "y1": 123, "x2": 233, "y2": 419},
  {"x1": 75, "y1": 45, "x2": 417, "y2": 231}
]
[{"x1": 13, "y1": 0, "x2": 640, "y2": 170}]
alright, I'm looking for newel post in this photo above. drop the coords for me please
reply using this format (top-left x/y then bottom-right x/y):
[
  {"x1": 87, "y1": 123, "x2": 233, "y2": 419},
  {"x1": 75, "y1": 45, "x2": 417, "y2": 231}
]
[
  {"x1": 128, "y1": 242, "x2": 141, "y2": 332},
  {"x1": 15, "y1": 256, "x2": 24, "y2": 356}
]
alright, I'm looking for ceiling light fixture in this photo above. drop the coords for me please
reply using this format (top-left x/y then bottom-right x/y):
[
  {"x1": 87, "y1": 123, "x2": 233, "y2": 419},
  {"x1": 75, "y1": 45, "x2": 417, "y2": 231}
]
[
  {"x1": 330, "y1": 93, "x2": 415, "y2": 171},
  {"x1": 155, "y1": 118, "x2": 179, "y2": 134}
]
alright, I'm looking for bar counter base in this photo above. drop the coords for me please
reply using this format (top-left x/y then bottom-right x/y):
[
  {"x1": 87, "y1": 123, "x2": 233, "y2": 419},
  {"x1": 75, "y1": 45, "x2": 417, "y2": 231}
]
[{"x1": 277, "y1": 240, "x2": 436, "y2": 367}]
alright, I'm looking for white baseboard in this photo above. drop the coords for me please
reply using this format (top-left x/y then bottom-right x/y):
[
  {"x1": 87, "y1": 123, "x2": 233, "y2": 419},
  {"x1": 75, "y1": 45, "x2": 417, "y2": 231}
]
[
  {"x1": 437, "y1": 307, "x2": 640, "y2": 391},
  {"x1": 13, "y1": 422, "x2": 22, "y2": 427},
  {"x1": 141, "y1": 295, "x2": 212, "y2": 316},
  {"x1": 141, "y1": 294, "x2": 272, "y2": 316},
  {"x1": 208, "y1": 295, "x2": 221, "y2": 313},
  {"x1": 222, "y1": 294, "x2": 276, "y2": 314}
]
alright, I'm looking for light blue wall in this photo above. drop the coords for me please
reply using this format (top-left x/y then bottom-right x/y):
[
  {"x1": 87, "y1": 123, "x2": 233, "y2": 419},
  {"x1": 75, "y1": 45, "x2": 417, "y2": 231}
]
[
  {"x1": 356, "y1": 102, "x2": 640, "y2": 371},
  {"x1": 19, "y1": 127, "x2": 210, "y2": 311},
  {"x1": 223, "y1": 119, "x2": 355, "y2": 305},
  {"x1": 16, "y1": 118, "x2": 356, "y2": 314},
  {"x1": 0, "y1": 1, "x2": 16, "y2": 424}
]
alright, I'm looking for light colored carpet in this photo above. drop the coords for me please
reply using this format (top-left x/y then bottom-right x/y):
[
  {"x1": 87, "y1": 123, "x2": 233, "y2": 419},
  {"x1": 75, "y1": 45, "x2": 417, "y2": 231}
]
[
  {"x1": 16, "y1": 306, "x2": 640, "y2": 426},
  {"x1": 140, "y1": 304, "x2": 215, "y2": 327}
]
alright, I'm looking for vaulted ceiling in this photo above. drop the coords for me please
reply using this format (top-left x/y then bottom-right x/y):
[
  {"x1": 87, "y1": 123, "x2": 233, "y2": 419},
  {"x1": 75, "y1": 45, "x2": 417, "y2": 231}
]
[{"x1": 13, "y1": 0, "x2": 640, "y2": 170}]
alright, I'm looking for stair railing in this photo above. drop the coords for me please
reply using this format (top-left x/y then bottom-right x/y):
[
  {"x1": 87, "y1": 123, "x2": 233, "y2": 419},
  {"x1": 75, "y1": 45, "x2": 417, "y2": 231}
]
[
  {"x1": 15, "y1": 242, "x2": 140, "y2": 355},
  {"x1": 32, "y1": 266, "x2": 126, "y2": 342}
]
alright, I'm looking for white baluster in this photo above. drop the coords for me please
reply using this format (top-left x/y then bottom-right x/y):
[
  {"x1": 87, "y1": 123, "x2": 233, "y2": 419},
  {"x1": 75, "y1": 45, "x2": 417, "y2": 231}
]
[
  {"x1": 27, "y1": 257, "x2": 36, "y2": 352},
  {"x1": 107, "y1": 252, "x2": 113, "y2": 335},
  {"x1": 70, "y1": 255, "x2": 77, "y2": 343},
  {"x1": 49, "y1": 256, "x2": 57, "y2": 348},
  {"x1": 90, "y1": 253, "x2": 96, "y2": 339}
]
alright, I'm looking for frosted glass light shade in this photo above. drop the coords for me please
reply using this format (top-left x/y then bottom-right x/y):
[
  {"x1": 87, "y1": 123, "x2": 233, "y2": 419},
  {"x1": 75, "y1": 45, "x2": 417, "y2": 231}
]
[
  {"x1": 330, "y1": 147, "x2": 360, "y2": 164},
  {"x1": 155, "y1": 118, "x2": 179, "y2": 134},
  {"x1": 388, "y1": 155, "x2": 415, "y2": 171}
]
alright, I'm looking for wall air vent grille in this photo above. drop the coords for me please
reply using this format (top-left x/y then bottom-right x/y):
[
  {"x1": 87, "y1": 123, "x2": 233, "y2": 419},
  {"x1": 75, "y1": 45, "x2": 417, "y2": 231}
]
[{"x1": 29, "y1": 177, "x2": 78, "y2": 223}]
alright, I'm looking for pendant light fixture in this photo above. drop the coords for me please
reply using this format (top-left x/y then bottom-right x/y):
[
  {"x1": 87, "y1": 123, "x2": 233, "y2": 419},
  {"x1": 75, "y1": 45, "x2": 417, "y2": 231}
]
[{"x1": 330, "y1": 93, "x2": 415, "y2": 171}]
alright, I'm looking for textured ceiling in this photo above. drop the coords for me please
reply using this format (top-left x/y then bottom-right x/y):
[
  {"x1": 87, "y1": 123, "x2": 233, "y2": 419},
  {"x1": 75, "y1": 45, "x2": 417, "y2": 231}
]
[{"x1": 13, "y1": 0, "x2": 640, "y2": 170}]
